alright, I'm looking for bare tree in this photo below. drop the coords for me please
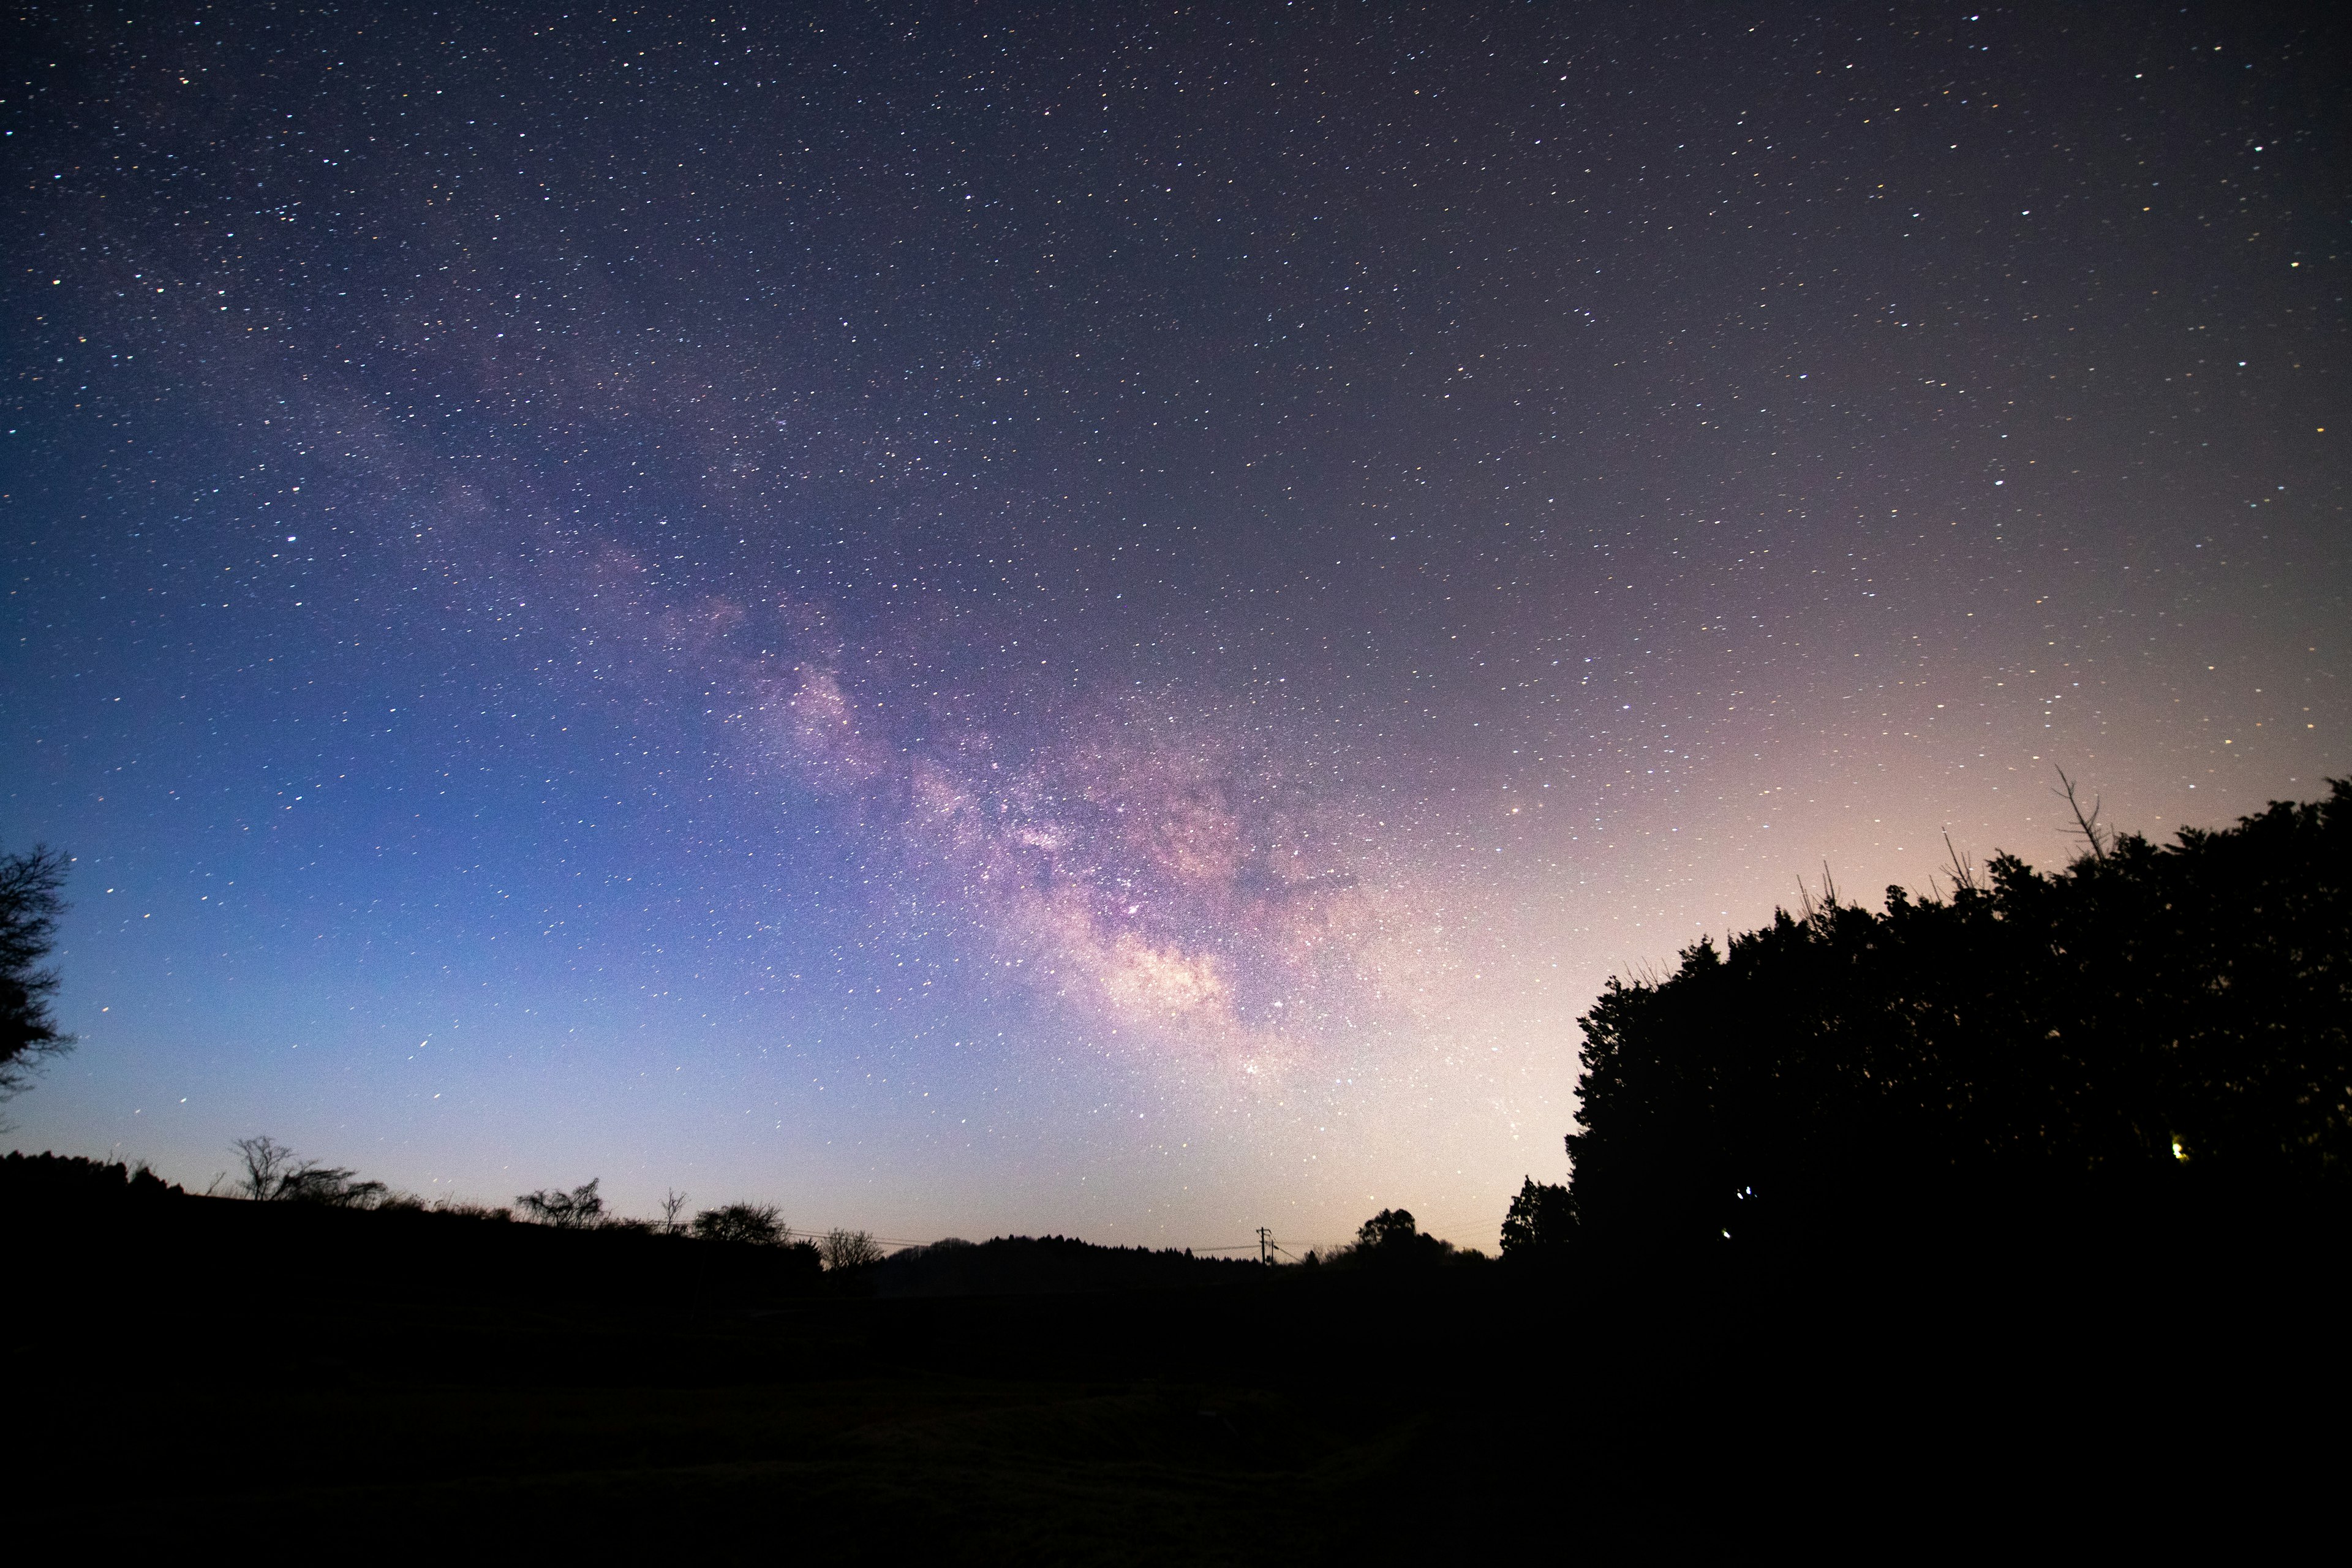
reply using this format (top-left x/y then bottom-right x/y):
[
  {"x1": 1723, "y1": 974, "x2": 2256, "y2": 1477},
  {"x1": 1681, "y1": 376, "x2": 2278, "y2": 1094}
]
[
  {"x1": 232, "y1": 1134, "x2": 301, "y2": 1200},
  {"x1": 0, "y1": 843, "x2": 75, "y2": 1102},
  {"x1": 659, "y1": 1188, "x2": 690, "y2": 1233},
  {"x1": 515, "y1": 1178, "x2": 605, "y2": 1228},
  {"x1": 228, "y1": 1134, "x2": 388, "y2": 1205},
  {"x1": 819, "y1": 1227, "x2": 886, "y2": 1270},
  {"x1": 2053, "y1": 767, "x2": 2113, "y2": 861}
]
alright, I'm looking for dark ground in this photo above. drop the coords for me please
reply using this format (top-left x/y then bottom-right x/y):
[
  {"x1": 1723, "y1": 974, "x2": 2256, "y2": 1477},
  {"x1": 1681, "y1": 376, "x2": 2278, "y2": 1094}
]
[{"x1": 10, "y1": 1188, "x2": 2340, "y2": 1561}]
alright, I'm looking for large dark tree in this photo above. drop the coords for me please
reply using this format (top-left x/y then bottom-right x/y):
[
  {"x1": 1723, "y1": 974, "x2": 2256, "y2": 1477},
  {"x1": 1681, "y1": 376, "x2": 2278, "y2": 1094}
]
[
  {"x1": 1559, "y1": 781, "x2": 2352, "y2": 1254},
  {"x1": 1338, "y1": 1207, "x2": 1476, "y2": 1267},
  {"x1": 1499, "y1": 1177, "x2": 1574, "y2": 1259},
  {"x1": 0, "y1": 844, "x2": 74, "y2": 1101}
]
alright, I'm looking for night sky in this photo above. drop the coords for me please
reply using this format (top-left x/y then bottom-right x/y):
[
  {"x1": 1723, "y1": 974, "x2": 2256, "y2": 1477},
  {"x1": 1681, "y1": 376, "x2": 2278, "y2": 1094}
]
[{"x1": 6, "y1": 2, "x2": 2343, "y2": 1249}]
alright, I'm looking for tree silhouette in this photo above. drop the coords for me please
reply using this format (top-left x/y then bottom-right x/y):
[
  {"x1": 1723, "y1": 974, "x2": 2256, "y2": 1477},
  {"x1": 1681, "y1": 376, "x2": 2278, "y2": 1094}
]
[
  {"x1": 0, "y1": 843, "x2": 74, "y2": 1102},
  {"x1": 1560, "y1": 779, "x2": 2352, "y2": 1254},
  {"x1": 819, "y1": 1227, "x2": 885, "y2": 1269},
  {"x1": 277, "y1": 1164, "x2": 390, "y2": 1207},
  {"x1": 1499, "y1": 1178, "x2": 1575, "y2": 1258},
  {"x1": 516, "y1": 1178, "x2": 606, "y2": 1228},
  {"x1": 1337, "y1": 1208, "x2": 1472, "y2": 1266},
  {"x1": 230, "y1": 1134, "x2": 300, "y2": 1200},
  {"x1": 229, "y1": 1136, "x2": 390, "y2": 1205},
  {"x1": 692, "y1": 1202, "x2": 785, "y2": 1245}
]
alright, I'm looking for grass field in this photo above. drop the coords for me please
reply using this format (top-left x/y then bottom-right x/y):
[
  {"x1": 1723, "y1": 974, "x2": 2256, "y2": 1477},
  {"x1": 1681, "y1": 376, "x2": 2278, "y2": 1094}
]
[{"x1": 12, "y1": 1188, "x2": 2340, "y2": 1559}]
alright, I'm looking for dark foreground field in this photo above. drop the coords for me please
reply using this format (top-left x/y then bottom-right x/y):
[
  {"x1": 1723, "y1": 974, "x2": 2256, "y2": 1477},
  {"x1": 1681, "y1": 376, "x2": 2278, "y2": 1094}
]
[{"x1": 13, "y1": 1188, "x2": 2341, "y2": 1561}]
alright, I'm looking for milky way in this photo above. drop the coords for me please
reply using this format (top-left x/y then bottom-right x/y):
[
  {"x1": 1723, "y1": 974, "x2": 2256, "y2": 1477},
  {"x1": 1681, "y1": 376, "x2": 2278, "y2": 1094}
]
[{"x1": 5, "y1": 3, "x2": 2342, "y2": 1246}]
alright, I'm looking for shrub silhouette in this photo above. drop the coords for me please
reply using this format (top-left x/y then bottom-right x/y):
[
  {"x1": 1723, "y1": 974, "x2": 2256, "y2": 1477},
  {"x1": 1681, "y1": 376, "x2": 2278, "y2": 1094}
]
[
  {"x1": 1558, "y1": 780, "x2": 2352, "y2": 1254},
  {"x1": 693, "y1": 1202, "x2": 785, "y2": 1245},
  {"x1": 515, "y1": 1178, "x2": 606, "y2": 1228}
]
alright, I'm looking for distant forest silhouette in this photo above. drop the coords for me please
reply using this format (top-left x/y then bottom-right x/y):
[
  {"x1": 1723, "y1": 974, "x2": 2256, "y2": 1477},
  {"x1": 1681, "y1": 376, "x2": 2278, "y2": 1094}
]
[
  {"x1": 1504, "y1": 778, "x2": 2351, "y2": 1262},
  {"x1": 0, "y1": 1148, "x2": 1481, "y2": 1303}
]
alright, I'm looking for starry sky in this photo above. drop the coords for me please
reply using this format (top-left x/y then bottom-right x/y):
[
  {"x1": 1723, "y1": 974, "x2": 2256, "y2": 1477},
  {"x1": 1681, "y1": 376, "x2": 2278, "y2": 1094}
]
[{"x1": 4, "y1": 2, "x2": 2343, "y2": 1249}]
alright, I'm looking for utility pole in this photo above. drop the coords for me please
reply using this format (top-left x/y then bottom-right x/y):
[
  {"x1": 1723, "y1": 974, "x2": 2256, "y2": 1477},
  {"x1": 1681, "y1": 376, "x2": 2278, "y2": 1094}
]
[{"x1": 1256, "y1": 1226, "x2": 1273, "y2": 1264}]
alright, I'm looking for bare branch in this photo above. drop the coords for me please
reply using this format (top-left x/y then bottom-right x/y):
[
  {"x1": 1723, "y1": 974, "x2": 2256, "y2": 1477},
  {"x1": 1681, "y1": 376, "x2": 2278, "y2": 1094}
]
[
  {"x1": 2052, "y1": 767, "x2": 2111, "y2": 861},
  {"x1": 1942, "y1": 832, "x2": 1983, "y2": 895},
  {"x1": 231, "y1": 1134, "x2": 299, "y2": 1201},
  {"x1": 1796, "y1": 862, "x2": 1841, "y2": 924}
]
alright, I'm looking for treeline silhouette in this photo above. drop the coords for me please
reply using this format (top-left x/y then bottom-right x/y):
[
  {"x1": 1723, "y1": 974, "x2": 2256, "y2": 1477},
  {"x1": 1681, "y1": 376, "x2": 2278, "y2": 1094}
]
[
  {"x1": 179, "y1": 1136, "x2": 926, "y2": 1280},
  {"x1": 6, "y1": 1144, "x2": 1504, "y2": 1345},
  {"x1": 875, "y1": 1234, "x2": 1266, "y2": 1296},
  {"x1": 2, "y1": 1148, "x2": 181, "y2": 1207},
  {"x1": 869, "y1": 1205, "x2": 1490, "y2": 1297},
  {"x1": 6, "y1": 1148, "x2": 833, "y2": 1306},
  {"x1": 7, "y1": 1144, "x2": 1482, "y2": 1310},
  {"x1": 1506, "y1": 778, "x2": 2352, "y2": 1262}
]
